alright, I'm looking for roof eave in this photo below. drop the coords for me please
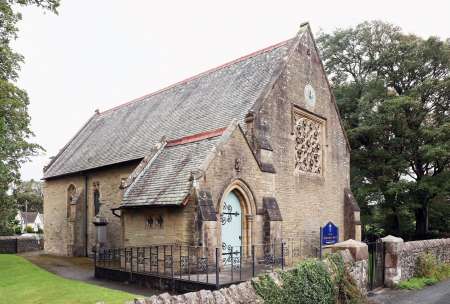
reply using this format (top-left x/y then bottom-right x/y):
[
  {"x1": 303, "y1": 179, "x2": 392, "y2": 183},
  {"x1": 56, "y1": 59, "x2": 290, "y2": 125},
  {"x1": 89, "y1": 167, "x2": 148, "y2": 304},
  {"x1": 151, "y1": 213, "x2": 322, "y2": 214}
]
[{"x1": 118, "y1": 203, "x2": 183, "y2": 209}]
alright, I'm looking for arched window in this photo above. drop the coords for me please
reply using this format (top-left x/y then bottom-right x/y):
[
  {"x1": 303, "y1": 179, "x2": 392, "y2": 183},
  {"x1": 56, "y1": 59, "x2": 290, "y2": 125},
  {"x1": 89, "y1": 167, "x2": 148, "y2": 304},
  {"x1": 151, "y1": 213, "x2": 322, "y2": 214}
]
[
  {"x1": 67, "y1": 184, "x2": 77, "y2": 218},
  {"x1": 93, "y1": 182, "x2": 101, "y2": 216}
]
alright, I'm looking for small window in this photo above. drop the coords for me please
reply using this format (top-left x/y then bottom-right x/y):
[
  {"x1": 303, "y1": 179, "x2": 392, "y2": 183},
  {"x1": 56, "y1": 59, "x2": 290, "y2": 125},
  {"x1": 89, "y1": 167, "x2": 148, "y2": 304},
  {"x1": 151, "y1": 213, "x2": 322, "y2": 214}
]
[
  {"x1": 67, "y1": 184, "x2": 77, "y2": 218},
  {"x1": 120, "y1": 177, "x2": 127, "y2": 189},
  {"x1": 93, "y1": 182, "x2": 101, "y2": 216}
]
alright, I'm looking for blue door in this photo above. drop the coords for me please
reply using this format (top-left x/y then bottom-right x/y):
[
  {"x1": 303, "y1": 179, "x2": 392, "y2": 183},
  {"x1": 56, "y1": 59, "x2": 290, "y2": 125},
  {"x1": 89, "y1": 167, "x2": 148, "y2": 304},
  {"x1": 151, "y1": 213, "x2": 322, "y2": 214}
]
[{"x1": 221, "y1": 191, "x2": 242, "y2": 265}]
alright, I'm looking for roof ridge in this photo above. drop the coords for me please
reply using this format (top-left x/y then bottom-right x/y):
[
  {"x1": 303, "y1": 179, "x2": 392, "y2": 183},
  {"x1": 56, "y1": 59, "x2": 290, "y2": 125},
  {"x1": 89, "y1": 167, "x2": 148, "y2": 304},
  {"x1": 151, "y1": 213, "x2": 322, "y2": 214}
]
[
  {"x1": 166, "y1": 127, "x2": 226, "y2": 147},
  {"x1": 100, "y1": 38, "x2": 293, "y2": 115}
]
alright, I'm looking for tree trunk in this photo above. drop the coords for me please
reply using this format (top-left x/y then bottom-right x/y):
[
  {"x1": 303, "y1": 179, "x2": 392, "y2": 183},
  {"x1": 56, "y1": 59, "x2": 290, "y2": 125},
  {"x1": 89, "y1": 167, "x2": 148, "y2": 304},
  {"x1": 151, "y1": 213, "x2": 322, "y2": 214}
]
[
  {"x1": 415, "y1": 206, "x2": 429, "y2": 237},
  {"x1": 393, "y1": 212, "x2": 401, "y2": 235}
]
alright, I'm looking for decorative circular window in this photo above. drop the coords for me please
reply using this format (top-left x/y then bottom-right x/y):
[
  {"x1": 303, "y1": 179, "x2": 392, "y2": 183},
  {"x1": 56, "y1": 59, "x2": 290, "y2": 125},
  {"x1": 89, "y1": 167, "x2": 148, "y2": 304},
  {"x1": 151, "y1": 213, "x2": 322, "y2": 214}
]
[{"x1": 304, "y1": 84, "x2": 316, "y2": 107}]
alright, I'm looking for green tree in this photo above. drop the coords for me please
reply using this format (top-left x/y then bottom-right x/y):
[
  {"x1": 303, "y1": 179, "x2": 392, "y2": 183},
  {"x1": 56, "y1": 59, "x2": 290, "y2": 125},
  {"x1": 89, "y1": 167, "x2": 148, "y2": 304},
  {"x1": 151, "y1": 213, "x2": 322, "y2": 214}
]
[
  {"x1": 318, "y1": 21, "x2": 450, "y2": 239},
  {"x1": 12, "y1": 179, "x2": 43, "y2": 212},
  {"x1": 0, "y1": 0, "x2": 59, "y2": 235}
]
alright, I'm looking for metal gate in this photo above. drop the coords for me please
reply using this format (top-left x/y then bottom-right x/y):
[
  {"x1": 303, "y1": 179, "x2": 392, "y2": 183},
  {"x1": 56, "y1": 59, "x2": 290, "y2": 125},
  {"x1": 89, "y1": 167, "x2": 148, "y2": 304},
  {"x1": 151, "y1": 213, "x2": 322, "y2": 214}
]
[{"x1": 367, "y1": 239, "x2": 385, "y2": 290}]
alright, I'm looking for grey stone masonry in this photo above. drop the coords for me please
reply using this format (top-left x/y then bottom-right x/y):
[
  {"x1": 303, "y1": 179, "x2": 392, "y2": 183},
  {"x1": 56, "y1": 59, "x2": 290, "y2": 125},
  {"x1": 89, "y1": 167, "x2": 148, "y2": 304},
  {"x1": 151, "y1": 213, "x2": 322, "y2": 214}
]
[
  {"x1": 0, "y1": 236, "x2": 44, "y2": 253},
  {"x1": 131, "y1": 281, "x2": 263, "y2": 304},
  {"x1": 131, "y1": 248, "x2": 370, "y2": 303},
  {"x1": 382, "y1": 236, "x2": 450, "y2": 286},
  {"x1": 329, "y1": 240, "x2": 369, "y2": 294},
  {"x1": 399, "y1": 238, "x2": 450, "y2": 281},
  {"x1": 382, "y1": 235, "x2": 404, "y2": 288}
]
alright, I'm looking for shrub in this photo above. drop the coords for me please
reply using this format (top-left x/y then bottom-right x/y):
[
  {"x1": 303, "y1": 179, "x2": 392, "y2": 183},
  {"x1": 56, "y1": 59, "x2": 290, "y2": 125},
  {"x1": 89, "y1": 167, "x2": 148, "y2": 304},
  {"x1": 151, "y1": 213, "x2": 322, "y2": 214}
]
[
  {"x1": 398, "y1": 252, "x2": 450, "y2": 290},
  {"x1": 253, "y1": 259, "x2": 336, "y2": 304},
  {"x1": 435, "y1": 263, "x2": 450, "y2": 281},
  {"x1": 25, "y1": 225, "x2": 34, "y2": 233},
  {"x1": 281, "y1": 260, "x2": 335, "y2": 304},
  {"x1": 397, "y1": 277, "x2": 438, "y2": 290},
  {"x1": 415, "y1": 253, "x2": 438, "y2": 277},
  {"x1": 252, "y1": 274, "x2": 284, "y2": 304},
  {"x1": 327, "y1": 253, "x2": 367, "y2": 304},
  {"x1": 14, "y1": 226, "x2": 22, "y2": 235}
]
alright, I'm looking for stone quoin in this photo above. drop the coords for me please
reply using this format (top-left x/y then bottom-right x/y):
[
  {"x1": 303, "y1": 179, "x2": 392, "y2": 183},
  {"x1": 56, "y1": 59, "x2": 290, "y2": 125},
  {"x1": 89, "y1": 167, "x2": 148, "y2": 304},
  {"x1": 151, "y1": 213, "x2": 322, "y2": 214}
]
[{"x1": 42, "y1": 23, "x2": 361, "y2": 257}]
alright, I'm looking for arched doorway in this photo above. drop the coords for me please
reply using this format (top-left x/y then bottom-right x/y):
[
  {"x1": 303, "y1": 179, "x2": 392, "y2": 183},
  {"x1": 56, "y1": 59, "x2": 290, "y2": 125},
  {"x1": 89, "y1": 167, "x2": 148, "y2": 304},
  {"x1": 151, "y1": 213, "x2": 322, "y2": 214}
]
[
  {"x1": 221, "y1": 191, "x2": 242, "y2": 265},
  {"x1": 219, "y1": 180, "x2": 256, "y2": 266}
]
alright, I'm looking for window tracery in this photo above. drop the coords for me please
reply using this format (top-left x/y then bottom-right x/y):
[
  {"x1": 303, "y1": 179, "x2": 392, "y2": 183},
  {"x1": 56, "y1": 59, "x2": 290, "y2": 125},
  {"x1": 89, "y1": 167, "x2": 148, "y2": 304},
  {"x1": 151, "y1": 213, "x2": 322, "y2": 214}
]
[{"x1": 294, "y1": 111, "x2": 323, "y2": 175}]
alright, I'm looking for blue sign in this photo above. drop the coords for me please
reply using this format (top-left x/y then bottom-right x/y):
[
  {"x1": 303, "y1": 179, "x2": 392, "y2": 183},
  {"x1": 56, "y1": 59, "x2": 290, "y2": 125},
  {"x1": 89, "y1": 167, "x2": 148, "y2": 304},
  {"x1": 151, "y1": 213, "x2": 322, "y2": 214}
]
[{"x1": 321, "y1": 222, "x2": 339, "y2": 245}]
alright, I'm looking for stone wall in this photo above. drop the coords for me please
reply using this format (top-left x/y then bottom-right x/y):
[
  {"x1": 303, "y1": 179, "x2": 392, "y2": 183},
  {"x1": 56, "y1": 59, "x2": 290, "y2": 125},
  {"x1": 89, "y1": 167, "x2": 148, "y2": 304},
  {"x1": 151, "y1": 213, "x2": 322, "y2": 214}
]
[
  {"x1": 44, "y1": 174, "x2": 85, "y2": 256},
  {"x1": 382, "y1": 236, "x2": 450, "y2": 286},
  {"x1": 0, "y1": 236, "x2": 44, "y2": 253},
  {"x1": 131, "y1": 248, "x2": 369, "y2": 304},
  {"x1": 348, "y1": 257, "x2": 368, "y2": 293},
  {"x1": 43, "y1": 27, "x2": 360, "y2": 257},
  {"x1": 194, "y1": 29, "x2": 356, "y2": 257},
  {"x1": 199, "y1": 126, "x2": 274, "y2": 249},
  {"x1": 18, "y1": 237, "x2": 45, "y2": 253},
  {"x1": 132, "y1": 281, "x2": 262, "y2": 304},
  {"x1": 122, "y1": 198, "x2": 196, "y2": 247},
  {"x1": 330, "y1": 240, "x2": 369, "y2": 294},
  {"x1": 399, "y1": 238, "x2": 450, "y2": 280},
  {"x1": 44, "y1": 161, "x2": 139, "y2": 256},
  {"x1": 254, "y1": 28, "x2": 352, "y2": 249}
]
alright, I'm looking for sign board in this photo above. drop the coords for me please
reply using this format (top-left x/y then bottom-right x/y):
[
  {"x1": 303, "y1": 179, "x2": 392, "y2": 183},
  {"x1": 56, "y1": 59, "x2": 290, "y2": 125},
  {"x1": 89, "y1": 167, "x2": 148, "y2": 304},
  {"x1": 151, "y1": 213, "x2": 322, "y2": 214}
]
[{"x1": 321, "y1": 221, "x2": 339, "y2": 245}]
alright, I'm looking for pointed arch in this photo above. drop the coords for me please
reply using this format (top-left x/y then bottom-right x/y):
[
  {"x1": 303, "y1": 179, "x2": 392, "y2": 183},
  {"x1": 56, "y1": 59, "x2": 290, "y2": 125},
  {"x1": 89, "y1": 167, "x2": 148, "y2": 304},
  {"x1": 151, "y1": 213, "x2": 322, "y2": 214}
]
[
  {"x1": 67, "y1": 184, "x2": 77, "y2": 219},
  {"x1": 218, "y1": 179, "x2": 257, "y2": 257}
]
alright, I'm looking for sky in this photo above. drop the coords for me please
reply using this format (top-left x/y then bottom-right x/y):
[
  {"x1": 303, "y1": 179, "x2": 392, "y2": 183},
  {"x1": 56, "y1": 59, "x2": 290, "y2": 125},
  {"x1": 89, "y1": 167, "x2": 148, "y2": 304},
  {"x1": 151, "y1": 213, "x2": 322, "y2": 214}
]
[{"x1": 13, "y1": 0, "x2": 450, "y2": 181}]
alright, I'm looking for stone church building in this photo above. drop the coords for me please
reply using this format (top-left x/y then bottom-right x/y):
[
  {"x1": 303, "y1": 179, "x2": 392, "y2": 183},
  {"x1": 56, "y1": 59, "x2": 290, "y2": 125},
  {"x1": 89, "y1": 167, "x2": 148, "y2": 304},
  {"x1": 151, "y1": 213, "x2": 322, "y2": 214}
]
[{"x1": 43, "y1": 23, "x2": 361, "y2": 257}]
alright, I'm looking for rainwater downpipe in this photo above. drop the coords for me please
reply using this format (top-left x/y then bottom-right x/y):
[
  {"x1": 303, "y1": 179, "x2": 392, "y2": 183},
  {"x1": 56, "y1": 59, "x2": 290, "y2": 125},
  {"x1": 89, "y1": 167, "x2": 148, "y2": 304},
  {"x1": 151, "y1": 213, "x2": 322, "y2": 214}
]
[{"x1": 84, "y1": 174, "x2": 88, "y2": 257}]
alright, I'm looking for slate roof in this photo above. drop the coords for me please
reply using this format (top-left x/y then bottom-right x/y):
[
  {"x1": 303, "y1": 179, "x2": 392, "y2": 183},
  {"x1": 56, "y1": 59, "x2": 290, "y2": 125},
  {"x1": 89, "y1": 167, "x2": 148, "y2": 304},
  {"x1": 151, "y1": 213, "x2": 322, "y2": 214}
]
[
  {"x1": 43, "y1": 38, "x2": 293, "y2": 179},
  {"x1": 121, "y1": 134, "x2": 222, "y2": 207},
  {"x1": 19, "y1": 212, "x2": 38, "y2": 224}
]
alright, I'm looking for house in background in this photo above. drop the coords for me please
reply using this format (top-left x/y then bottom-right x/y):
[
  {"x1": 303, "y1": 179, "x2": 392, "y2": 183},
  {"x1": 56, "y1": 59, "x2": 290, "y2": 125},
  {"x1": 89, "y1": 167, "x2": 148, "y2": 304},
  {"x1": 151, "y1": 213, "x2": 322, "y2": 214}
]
[{"x1": 15, "y1": 211, "x2": 44, "y2": 233}]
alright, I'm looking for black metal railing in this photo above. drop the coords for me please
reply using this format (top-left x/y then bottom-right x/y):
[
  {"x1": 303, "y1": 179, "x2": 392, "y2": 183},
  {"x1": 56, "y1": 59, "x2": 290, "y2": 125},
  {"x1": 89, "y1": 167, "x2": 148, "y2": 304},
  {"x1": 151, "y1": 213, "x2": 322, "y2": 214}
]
[{"x1": 95, "y1": 239, "x2": 314, "y2": 288}]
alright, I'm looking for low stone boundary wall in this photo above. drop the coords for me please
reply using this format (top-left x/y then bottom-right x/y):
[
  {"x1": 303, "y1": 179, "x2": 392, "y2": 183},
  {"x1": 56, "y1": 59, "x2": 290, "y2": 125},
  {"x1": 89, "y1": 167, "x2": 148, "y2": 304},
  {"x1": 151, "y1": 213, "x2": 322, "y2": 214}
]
[
  {"x1": 399, "y1": 238, "x2": 450, "y2": 280},
  {"x1": 382, "y1": 236, "x2": 450, "y2": 286},
  {"x1": 132, "y1": 281, "x2": 262, "y2": 304},
  {"x1": 131, "y1": 241, "x2": 369, "y2": 304},
  {"x1": 346, "y1": 253, "x2": 368, "y2": 292},
  {"x1": 330, "y1": 240, "x2": 369, "y2": 293},
  {"x1": 0, "y1": 236, "x2": 44, "y2": 254}
]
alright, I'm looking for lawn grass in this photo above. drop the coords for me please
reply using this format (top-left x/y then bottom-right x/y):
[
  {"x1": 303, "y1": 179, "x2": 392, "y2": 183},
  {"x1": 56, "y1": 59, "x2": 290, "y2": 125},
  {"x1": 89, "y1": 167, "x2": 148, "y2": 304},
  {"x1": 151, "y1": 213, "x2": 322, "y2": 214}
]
[{"x1": 0, "y1": 254, "x2": 140, "y2": 304}]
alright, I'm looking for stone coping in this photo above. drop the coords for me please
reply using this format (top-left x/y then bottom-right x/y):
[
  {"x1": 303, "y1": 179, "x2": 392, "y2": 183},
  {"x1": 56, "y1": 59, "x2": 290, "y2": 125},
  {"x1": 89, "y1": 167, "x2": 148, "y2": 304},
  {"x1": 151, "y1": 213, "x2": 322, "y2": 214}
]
[{"x1": 400, "y1": 238, "x2": 450, "y2": 252}]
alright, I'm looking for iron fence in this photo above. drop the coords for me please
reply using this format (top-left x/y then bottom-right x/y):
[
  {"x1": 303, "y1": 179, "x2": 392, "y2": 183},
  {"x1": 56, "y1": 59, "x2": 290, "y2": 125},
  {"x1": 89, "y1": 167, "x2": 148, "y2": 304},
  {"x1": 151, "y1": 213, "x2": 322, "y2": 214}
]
[{"x1": 95, "y1": 239, "x2": 314, "y2": 289}]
